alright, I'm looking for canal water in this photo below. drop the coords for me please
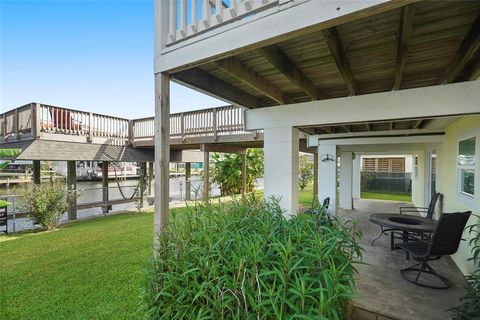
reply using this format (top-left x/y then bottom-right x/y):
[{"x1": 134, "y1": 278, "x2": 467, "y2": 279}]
[{"x1": 1, "y1": 177, "x2": 263, "y2": 233}]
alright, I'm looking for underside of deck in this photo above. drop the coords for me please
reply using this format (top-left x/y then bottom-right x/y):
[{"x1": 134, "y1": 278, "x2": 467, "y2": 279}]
[{"x1": 169, "y1": 1, "x2": 480, "y2": 135}]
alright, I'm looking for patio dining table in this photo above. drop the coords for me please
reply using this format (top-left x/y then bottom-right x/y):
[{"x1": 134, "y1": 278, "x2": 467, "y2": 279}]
[{"x1": 369, "y1": 213, "x2": 437, "y2": 253}]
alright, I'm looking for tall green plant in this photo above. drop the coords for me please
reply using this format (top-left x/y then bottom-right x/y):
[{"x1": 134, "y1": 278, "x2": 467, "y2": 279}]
[
  {"x1": 143, "y1": 195, "x2": 362, "y2": 319},
  {"x1": 210, "y1": 149, "x2": 264, "y2": 196},
  {"x1": 19, "y1": 183, "x2": 75, "y2": 230},
  {"x1": 451, "y1": 214, "x2": 480, "y2": 319}
]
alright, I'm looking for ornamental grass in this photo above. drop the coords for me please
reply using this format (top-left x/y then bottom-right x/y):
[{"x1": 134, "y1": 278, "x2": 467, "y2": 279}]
[{"x1": 143, "y1": 194, "x2": 362, "y2": 319}]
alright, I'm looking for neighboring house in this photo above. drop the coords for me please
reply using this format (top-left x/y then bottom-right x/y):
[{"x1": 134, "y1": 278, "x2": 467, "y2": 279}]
[
  {"x1": 361, "y1": 155, "x2": 412, "y2": 174},
  {"x1": 153, "y1": 1, "x2": 480, "y2": 275}
]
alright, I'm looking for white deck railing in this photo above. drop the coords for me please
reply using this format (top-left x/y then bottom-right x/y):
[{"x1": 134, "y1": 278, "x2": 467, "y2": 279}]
[
  {"x1": 1, "y1": 104, "x2": 256, "y2": 146},
  {"x1": 131, "y1": 105, "x2": 252, "y2": 144},
  {"x1": 165, "y1": 0, "x2": 279, "y2": 46}
]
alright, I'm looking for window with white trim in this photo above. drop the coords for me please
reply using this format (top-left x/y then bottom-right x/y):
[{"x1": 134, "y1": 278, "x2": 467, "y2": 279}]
[{"x1": 457, "y1": 136, "x2": 476, "y2": 198}]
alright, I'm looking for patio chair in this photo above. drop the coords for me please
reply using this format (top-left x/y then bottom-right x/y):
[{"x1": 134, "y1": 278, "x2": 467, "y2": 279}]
[
  {"x1": 398, "y1": 211, "x2": 471, "y2": 289},
  {"x1": 399, "y1": 192, "x2": 440, "y2": 219},
  {"x1": 391, "y1": 192, "x2": 441, "y2": 250}
]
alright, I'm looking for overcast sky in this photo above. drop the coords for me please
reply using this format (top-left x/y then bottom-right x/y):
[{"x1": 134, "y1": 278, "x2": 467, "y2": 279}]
[{"x1": 0, "y1": 0, "x2": 225, "y2": 118}]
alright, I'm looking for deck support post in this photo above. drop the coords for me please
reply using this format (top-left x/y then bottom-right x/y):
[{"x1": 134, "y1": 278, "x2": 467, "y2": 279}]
[
  {"x1": 32, "y1": 160, "x2": 41, "y2": 185},
  {"x1": 67, "y1": 160, "x2": 77, "y2": 220},
  {"x1": 352, "y1": 154, "x2": 361, "y2": 200},
  {"x1": 318, "y1": 143, "x2": 338, "y2": 214},
  {"x1": 241, "y1": 152, "x2": 247, "y2": 196},
  {"x1": 313, "y1": 153, "x2": 318, "y2": 202},
  {"x1": 339, "y1": 151, "x2": 354, "y2": 210},
  {"x1": 102, "y1": 161, "x2": 110, "y2": 213},
  {"x1": 185, "y1": 162, "x2": 191, "y2": 201},
  {"x1": 153, "y1": 72, "x2": 170, "y2": 250},
  {"x1": 148, "y1": 162, "x2": 154, "y2": 196},
  {"x1": 203, "y1": 151, "x2": 209, "y2": 201},
  {"x1": 264, "y1": 126, "x2": 299, "y2": 217},
  {"x1": 139, "y1": 162, "x2": 147, "y2": 209}
]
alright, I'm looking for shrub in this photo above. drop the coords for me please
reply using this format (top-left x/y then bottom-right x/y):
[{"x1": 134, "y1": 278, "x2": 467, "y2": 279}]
[
  {"x1": 143, "y1": 195, "x2": 362, "y2": 319},
  {"x1": 19, "y1": 183, "x2": 75, "y2": 230},
  {"x1": 211, "y1": 149, "x2": 264, "y2": 196},
  {"x1": 451, "y1": 215, "x2": 480, "y2": 319}
]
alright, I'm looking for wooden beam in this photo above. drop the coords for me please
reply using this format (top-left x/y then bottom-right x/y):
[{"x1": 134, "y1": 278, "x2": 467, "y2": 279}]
[
  {"x1": 153, "y1": 73, "x2": 170, "y2": 250},
  {"x1": 173, "y1": 68, "x2": 261, "y2": 108},
  {"x1": 322, "y1": 27, "x2": 356, "y2": 95},
  {"x1": 67, "y1": 160, "x2": 77, "y2": 220},
  {"x1": 417, "y1": 119, "x2": 434, "y2": 129},
  {"x1": 394, "y1": 5, "x2": 415, "y2": 90},
  {"x1": 466, "y1": 58, "x2": 480, "y2": 81},
  {"x1": 412, "y1": 119, "x2": 423, "y2": 129},
  {"x1": 259, "y1": 46, "x2": 322, "y2": 100},
  {"x1": 200, "y1": 143, "x2": 246, "y2": 154},
  {"x1": 203, "y1": 150, "x2": 209, "y2": 201},
  {"x1": 214, "y1": 57, "x2": 295, "y2": 105},
  {"x1": 443, "y1": 14, "x2": 480, "y2": 84}
]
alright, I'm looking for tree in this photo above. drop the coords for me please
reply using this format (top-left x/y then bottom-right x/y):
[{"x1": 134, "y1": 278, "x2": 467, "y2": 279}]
[
  {"x1": 210, "y1": 149, "x2": 264, "y2": 196},
  {"x1": 299, "y1": 154, "x2": 314, "y2": 191}
]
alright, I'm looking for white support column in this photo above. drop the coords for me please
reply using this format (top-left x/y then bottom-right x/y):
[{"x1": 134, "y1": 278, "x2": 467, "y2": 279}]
[
  {"x1": 153, "y1": 72, "x2": 170, "y2": 250},
  {"x1": 318, "y1": 144, "x2": 338, "y2": 214},
  {"x1": 352, "y1": 154, "x2": 361, "y2": 200},
  {"x1": 339, "y1": 151, "x2": 354, "y2": 210},
  {"x1": 264, "y1": 126, "x2": 299, "y2": 217}
]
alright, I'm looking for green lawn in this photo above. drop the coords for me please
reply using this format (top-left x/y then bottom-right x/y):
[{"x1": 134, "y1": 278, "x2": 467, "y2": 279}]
[
  {"x1": 361, "y1": 192, "x2": 412, "y2": 202},
  {"x1": 1, "y1": 208, "x2": 185, "y2": 320},
  {"x1": 0, "y1": 187, "x2": 402, "y2": 320}
]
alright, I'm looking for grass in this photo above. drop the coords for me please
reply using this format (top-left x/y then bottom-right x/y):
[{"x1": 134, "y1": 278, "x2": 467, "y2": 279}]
[
  {"x1": 0, "y1": 207, "x2": 185, "y2": 320},
  {"x1": 0, "y1": 187, "x2": 403, "y2": 319},
  {"x1": 361, "y1": 192, "x2": 412, "y2": 202}
]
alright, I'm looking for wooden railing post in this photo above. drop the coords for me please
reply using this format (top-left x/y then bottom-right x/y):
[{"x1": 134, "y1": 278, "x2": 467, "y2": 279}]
[
  {"x1": 31, "y1": 104, "x2": 37, "y2": 139},
  {"x1": 213, "y1": 108, "x2": 218, "y2": 141},
  {"x1": 88, "y1": 112, "x2": 93, "y2": 143},
  {"x1": 180, "y1": 113, "x2": 185, "y2": 141},
  {"x1": 128, "y1": 120, "x2": 134, "y2": 146},
  {"x1": 14, "y1": 108, "x2": 19, "y2": 140}
]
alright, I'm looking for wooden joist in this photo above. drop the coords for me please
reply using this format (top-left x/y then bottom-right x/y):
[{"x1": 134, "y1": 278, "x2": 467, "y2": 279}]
[
  {"x1": 442, "y1": 14, "x2": 480, "y2": 84},
  {"x1": 214, "y1": 57, "x2": 295, "y2": 105},
  {"x1": 173, "y1": 68, "x2": 261, "y2": 108},
  {"x1": 394, "y1": 5, "x2": 415, "y2": 90},
  {"x1": 259, "y1": 46, "x2": 322, "y2": 100},
  {"x1": 412, "y1": 119, "x2": 423, "y2": 129},
  {"x1": 322, "y1": 27, "x2": 356, "y2": 95}
]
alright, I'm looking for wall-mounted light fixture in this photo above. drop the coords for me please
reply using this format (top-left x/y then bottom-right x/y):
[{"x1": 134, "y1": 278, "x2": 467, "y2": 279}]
[{"x1": 320, "y1": 154, "x2": 335, "y2": 162}]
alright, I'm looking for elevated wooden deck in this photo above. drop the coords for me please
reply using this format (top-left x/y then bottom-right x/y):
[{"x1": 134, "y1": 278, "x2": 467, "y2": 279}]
[{"x1": 0, "y1": 103, "x2": 269, "y2": 161}]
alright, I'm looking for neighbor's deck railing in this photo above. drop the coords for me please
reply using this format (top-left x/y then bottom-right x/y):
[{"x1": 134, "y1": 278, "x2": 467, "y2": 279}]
[
  {"x1": 0, "y1": 103, "x2": 131, "y2": 145},
  {"x1": 1, "y1": 104, "x2": 256, "y2": 146},
  {"x1": 165, "y1": 0, "x2": 279, "y2": 46}
]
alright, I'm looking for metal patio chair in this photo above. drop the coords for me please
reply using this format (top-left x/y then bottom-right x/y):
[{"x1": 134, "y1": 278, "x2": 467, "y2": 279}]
[
  {"x1": 399, "y1": 192, "x2": 441, "y2": 219},
  {"x1": 398, "y1": 211, "x2": 471, "y2": 289},
  {"x1": 389, "y1": 192, "x2": 441, "y2": 250}
]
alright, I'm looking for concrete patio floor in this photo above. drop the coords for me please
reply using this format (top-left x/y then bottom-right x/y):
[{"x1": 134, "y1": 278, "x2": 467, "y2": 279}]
[{"x1": 339, "y1": 199, "x2": 466, "y2": 320}]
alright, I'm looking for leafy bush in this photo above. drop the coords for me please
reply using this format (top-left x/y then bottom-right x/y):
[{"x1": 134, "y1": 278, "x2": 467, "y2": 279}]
[
  {"x1": 211, "y1": 149, "x2": 264, "y2": 196},
  {"x1": 19, "y1": 183, "x2": 75, "y2": 230},
  {"x1": 299, "y1": 154, "x2": 314, "y2": 191},
  {"x1": 451, "y1": 215, "x2": 480, "y2": 319},
  {"x1": 143, "y1": 195, "x2": 362, "y2": 319}
]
